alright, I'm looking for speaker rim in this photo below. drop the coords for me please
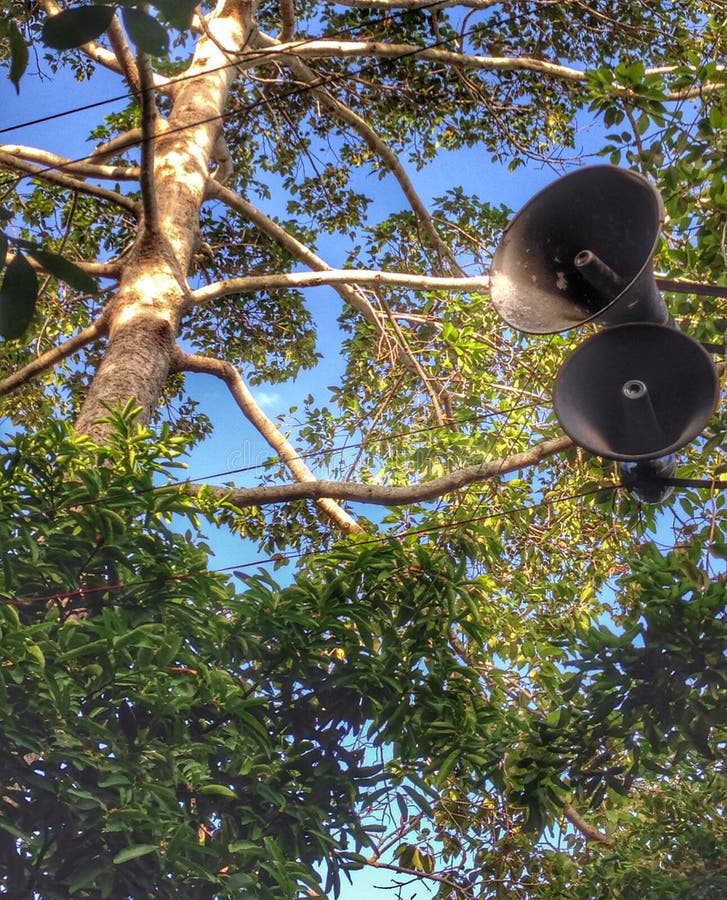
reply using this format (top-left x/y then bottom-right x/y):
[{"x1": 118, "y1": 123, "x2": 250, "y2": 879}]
[
  {"x1": 553, "y1": 323, "x2": 719, "y2": 461},
  {"x1": 490, "y1": 165, "x2": 665, "y2": 334}
]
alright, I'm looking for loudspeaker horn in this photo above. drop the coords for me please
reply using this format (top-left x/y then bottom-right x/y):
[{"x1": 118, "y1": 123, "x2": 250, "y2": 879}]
[
  {"x1": 553, "y1": 323, "x2": 719, "y2": 461},
  {"x1": 490, "y1": 166, "x2": 667, "y2": 334},
  {"x1": 620, "y1": 456, "x2": 676, "y2": 504}
]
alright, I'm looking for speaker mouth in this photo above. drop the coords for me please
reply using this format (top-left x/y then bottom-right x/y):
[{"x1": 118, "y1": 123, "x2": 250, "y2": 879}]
[
  {"x1": 490, "y1": 165, "x2": 666, "y2": 334},
  {"x1": 553, "y1": 323, "x2": 719, "y2": 461}
]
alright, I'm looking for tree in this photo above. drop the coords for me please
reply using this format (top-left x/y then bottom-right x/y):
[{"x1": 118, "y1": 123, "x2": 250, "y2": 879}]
[{"x1": 0, "y1": 0, "x2": 726, "y2": 896}]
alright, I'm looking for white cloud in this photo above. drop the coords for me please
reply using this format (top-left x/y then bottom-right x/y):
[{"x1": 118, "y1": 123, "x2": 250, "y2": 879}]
[{"x1": 254, "y1": 390, "x2": 282, "y2": 410}]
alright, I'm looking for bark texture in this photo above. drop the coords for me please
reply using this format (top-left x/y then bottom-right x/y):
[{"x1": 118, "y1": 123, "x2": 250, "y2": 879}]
[{"x1": 74, "y1": 1, "x2": 253, "y2": 440}]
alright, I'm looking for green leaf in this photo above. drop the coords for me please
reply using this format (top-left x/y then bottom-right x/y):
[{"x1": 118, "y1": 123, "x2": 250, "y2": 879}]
[
  {"x1": 436, "y1": 749, "x2": 460, "y2": 783},
  {"x1": 113, "y1": 844, "x2": 158, "y2": 864},
  {"x1": 198, "y1": 784, "x2": 238, "y2": 798},
  {"x1": 0, "y1": 251, "x2": 38, "y2": 340},
  {"x1": 24, "y1": 248, "x2": 99, "y2": 294},
  {"x1": 121, "y1": 7, "x2": 169, "y2": 56},
  {"x1": 0, "y1": 816, "x2": 27, "y2": 840},
  {"x1": 150, "y1": 0, "x2": 199, "y2": 31},
  {"x1": 227, "y1": 839, "x2": 261, "y2": 855},
  {"x1": 7, "y1": 21, "x2": 28, "y2": 93},
  {"x1": 708, "y1": 541, "x2": 727, "y2": 561},
  {"x1": 0, "y1": 232, "x2": 7, "y2": 271},
  {"x1": 27, "y1": 643, "x2": 45, "y2": 669},
  {"x1": 41, "y1": 5, "x2": 116, "y2": 51},
  {"x1": 69, "y1": 859, "x2": 113, "y2": 894},
  {"x1": 98, "y1": 774, "x2": 132, "y2": 789},
  {"x1": 403, "y1": 784, "x2": 434, "y2": 817}
]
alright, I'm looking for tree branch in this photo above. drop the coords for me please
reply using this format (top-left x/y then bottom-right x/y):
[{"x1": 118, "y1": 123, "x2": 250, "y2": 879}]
[
  {"x1": 203, "y1": 181, "x2": 380, "y2": 324},
  {"x1": 171, "y1": 348, "x2": 365, "y2": 534},
  {"x1": 185, "y1": 435, "x2": 572, "y2": 508},
  {"x1": 107, "y1": 12, "x2": 142, "y2": 102},
  {"x1": 259, "y1": 39, "x2": 724, "y2": 99},
  {"x1": 136, "y1": 51, "x2": 161, "y2": 239},
  {"x1": 279, "y1": 0, "x2": 296, "y2": 41},
  {"x1": 58, "y1": 259, "x2": 122, "y2": 278},
  {"x1": 450, "y1": 631, "x2": 614, "y2": 847},
  {"x1": 563, "y1": 802, "x2": 614, "y2": 847},
  {"x1": 199, "y1": 186, "x2": 460, "y2": 415},
  {"x1": 256, "y1": 31, "x2": 460, "y2": 273},
  {"x1": 263, "y1": 40, "x2": 592, "y2": 82},
  {"x1": 3, "y1": 249, "x2": 122, "y2": 281},
  {"x1": 377, "y1": 290, "x2": 448, "y2": 426},
  {"x1": 363, "y1": 856, "x2": 471, "y2": 898},
  {"x1": 89, "y1": 129, "x2": 145, "y2": 163},
  {"x1": 0, "y1": 149, "x2": 139, "y2": 214},
  {"x1": 0, "y1": 145, "x2": 140, "y2": 182},
  {"x1": 656, "y1": 276, "x2": 727, "y2": 300},
  {"x1": 38, "y1": 0, "x2": 170, "y2": 89},
  {"x1": 334, "y1": 0, "x2": 497, "y2": 7},
  {"x1": 38, "y1": 0, "x2": 126, "y2": 78},
  {"x1": 0, "y1": 318, "x2": 107, "y2": 399},
  {"x1": 190, "y1": 268, "x2": 489, "y2": 306}
]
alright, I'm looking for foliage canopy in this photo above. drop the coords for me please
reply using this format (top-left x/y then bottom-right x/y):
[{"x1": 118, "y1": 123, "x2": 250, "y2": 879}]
[{"x1": 0, "y1": 0, "x2": 726, "y2": 896}]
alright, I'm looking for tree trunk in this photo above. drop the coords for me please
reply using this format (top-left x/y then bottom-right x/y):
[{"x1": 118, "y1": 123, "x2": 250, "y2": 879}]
[{"x1": 74, "y1": 0, "x2": 252, "y2": 440}]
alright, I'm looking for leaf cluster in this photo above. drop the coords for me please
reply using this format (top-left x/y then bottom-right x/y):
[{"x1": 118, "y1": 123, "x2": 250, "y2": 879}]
[
  {"x1": 0, "y1": 230, "x2": 99, "y2": 341},
  {"x1": 41, "y1": 1, "x2": 199, "y2": 58}
]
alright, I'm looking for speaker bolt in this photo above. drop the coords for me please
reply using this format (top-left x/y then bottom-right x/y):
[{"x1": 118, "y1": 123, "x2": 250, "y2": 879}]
[{"x1": 622, "y1": 380, "x2": 647, "y2": 399}]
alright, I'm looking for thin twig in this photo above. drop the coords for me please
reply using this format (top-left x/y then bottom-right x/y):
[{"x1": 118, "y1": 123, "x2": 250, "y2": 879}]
[
  {"x1": 203, "y1": 182, "x2": 380, "y2": 324},
  {"x1": 450, "y1": 634, "x2": 614, "y2": 847},
  {"x1": 377, "y1": 291, "x2": 448, "y2": 427},
  {"x1": 364, "y1": 857, "x2": 472, "y2": 897},
  {"x1": 257, "y1": 30, "x2": 460, "y2": 274}
]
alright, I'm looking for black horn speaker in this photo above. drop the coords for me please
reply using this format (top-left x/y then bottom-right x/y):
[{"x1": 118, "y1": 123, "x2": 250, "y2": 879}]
[
  {"x1": 553, "y1": 323, "x2": 719, "y2": 461},
  {"x1": 490, "y1": 166, "x2": 667, "y2": 334}
]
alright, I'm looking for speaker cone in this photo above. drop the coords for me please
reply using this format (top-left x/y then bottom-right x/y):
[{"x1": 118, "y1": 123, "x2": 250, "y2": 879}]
[
  {"x1": 490, "y1": 166, "x2": 666, "y2": 334},
  {"x1": 553, "y1": 323, "x2": 719, "y2": 461}
]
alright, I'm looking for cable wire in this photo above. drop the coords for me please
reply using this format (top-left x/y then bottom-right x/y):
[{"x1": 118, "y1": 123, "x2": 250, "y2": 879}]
[
  {"x1": 1, "y1": 481, "x2": 620, "y2": 610},
  {"x1": 0, "y1": 0, "x2": 485, "y2": 142},
  {"x1": 0, "y1": 399, "x2": 543, "y2": 527}
]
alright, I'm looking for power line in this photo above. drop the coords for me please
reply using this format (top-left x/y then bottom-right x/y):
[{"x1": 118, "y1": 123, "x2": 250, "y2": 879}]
[
  {"x1": 197, "y1": 399, "x2": 540, "y2": 480},
  {"x1": 433, "y1": 333, "x2": 560, "y2": 546},
  {"x1": 0, "y1": 10, "x2": 710, "y2": 604},
  {"x1": 8, "y1": 0, "x2": 698, "y2": 143},
  {"x1": 0, "y1": 400, "x2": 543, "y2": 526},
  {"x1": 0, "y1": 5, "x2": 713, "y2": 204},
  {"x1": 0, "y1": 5, "x2": 555, "y2": 515},
  {"x1": 1, "y1": 482, "x2": 620, "y2": 610},
  {"x1": 0, "y1": 0, "x2": 477, "y2": 140},
  {"x1": 0, "y1": 6, "x2": 562, "y2": 534},
  {"x1": 0, "y1": 91, "x2": 136, "y2": 136},
  {"x1": 7, "y1": 0, "x2": 670, "y2": 188}
]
